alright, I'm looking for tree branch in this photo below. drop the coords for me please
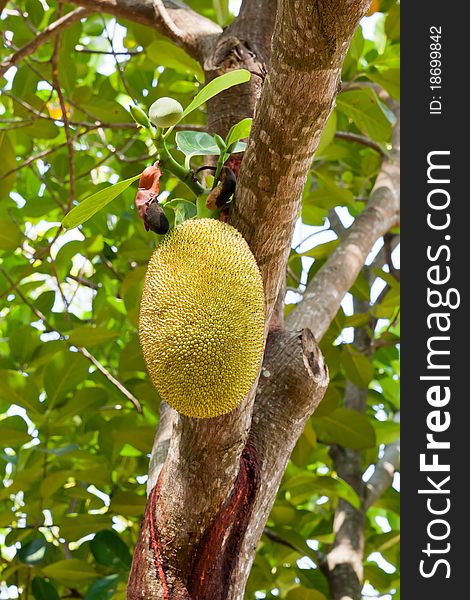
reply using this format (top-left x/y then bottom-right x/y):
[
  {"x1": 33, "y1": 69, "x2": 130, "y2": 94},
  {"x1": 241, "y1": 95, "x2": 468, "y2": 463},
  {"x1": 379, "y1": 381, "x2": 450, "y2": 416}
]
[
  {"x1": 334, "y1": 130, "x2": 387, "y2": 157},
  {"x1": 128, "y1": 2, "x2": 373, "y2": 598},
  {"x1": 231, "y1": 329, "x2": 329, "y2": 594},
  {"x1": 287, "y1": 107, "x2": 400, "y2": 338},
  {"x1": 364, "y1": 439, "x2": 400, "y2": 509},
  {"x1": 68, "y1": 0, "x2": 221, "y2": 61},
  {"x1": 232, "y1": 0, "x2": 372, "y2": 319},
  {"x1": 0, "y1": 8, "x2": 92, "y2": 77}
]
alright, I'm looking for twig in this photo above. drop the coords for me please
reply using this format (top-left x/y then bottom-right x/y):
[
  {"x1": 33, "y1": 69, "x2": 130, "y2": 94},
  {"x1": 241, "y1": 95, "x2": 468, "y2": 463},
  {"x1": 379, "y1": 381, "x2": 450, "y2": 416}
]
[
  {"x1": 74, "y1": 46, "x2": 142, "y2": 56},
  {"x1": 0, "y1": 144, "x2": 66, "y2": 182},
  {"x1": 67, "y1": 274, "x2": 100, "y2": 290},
  {"x1": 153, "y1": 0, "x2": 188, "y2": 45},
  {"x1": 0, "y1": 267, "x2": 142, "y2": 413},
  {"x1": 0, "y1": 7, "x2": 92, "y2": 77},
  {"x1": 263, "y1": 528, "x2": 322, "y2": 564},
  {"x1": 293, "y1": 226, "x2": 330, "y2": 251},
  {"x1": 334, "y1": 131, "x2": 386, "y2": 157}
]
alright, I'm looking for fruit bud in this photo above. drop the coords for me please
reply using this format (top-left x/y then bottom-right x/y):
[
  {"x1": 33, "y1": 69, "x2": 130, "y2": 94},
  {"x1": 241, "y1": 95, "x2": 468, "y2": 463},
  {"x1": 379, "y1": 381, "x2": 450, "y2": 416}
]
[
  {"x1": 148, "y1": 97, "x2": 184, "y2": 128},
  {"x1": 129, "y1": 104, "x2": 151, "y2": 128}
]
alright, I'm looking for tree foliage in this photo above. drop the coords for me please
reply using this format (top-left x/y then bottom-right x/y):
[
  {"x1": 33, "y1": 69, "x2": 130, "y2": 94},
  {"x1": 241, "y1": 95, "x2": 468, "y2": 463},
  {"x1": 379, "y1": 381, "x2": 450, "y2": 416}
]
[{"x1": 0, "y1": 1, "x2": 400, "y2": 598}]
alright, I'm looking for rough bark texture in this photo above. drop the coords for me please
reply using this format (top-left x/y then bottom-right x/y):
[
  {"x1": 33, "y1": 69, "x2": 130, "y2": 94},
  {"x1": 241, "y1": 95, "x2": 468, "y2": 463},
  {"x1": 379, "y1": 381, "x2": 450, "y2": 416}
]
[
  {"x1": 287, "y1": 107, "x2": 400, "y2": 337},
  {"x1": 125, "y1": 1, "x2": 374, "y2": 598},
  {"x1": 231, "y1": 329, "x2": 329, "y2": 593},
  {"x1": 232, "y1": 0, "x2": 372, "y2": 316},
  {"x1": 204, "y1": 0, "x2": 276, "y2": 137}
]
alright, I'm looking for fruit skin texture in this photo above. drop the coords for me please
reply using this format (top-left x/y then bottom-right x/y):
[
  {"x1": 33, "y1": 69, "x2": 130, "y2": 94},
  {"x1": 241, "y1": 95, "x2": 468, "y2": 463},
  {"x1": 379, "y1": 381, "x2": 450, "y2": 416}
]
[
  {"x1": 139, "y1": 218, "x2": 265, "y2": 419},
  {"x1": 148, "y1": 97, "x2": 183, "y2": 128}
]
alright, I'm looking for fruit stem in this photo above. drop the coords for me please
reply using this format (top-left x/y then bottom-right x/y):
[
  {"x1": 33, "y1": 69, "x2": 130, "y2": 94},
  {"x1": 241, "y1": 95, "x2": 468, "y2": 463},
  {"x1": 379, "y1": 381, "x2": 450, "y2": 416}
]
[{"x1": 153, "y1": 130, "x2": 206, "y2": 198}]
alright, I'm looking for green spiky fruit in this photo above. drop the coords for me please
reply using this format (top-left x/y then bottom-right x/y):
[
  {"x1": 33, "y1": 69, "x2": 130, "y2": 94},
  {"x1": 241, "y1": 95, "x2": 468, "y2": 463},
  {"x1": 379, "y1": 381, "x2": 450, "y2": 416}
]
[
  {"x1": 139, "y1": 218, "x2": 265, "y2": 418},
  {"x1": 148, "y1": 97, "x2": 183, "y2": 128}
]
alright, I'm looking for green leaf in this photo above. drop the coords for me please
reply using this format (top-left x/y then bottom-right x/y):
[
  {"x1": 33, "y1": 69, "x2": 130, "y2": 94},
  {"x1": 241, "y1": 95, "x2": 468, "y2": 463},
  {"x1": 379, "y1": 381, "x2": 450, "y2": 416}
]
[
  {"x1": 287, "y1": 585, "x2": 327, "y2": 600},
  {"x1": 42, "y1": 559, "x2": 98, "y2": 585},
  {"x1": 294, "y1": 566, "x2": 330, "y2": 597},
  {"x1": 313, "y1": 408, "x2": 376, "y2": 449},
  {"x1": 167, "y1": 70, "x2": 251, "y2": 134},
  {"x1": 110, "y1": 490, "x2": 147, "y2": 516},
  {"x1": 79, "y1": 98, "x2": 132, "y2": 124},
  {"x1": 225, "y1": 117, "x2": 252, "y2": 148},
  {"x1": 44, "y1": 352, "x2": 90, "y2": 406},
  {"x1": 213, "y1": 0, "x2": 230, "y2": 26},
  {"x1": 0, "y1": 416, "x2": 31, "y2": 447},
  {"x1": 0, "y1": 370, "x2": 40, "y2": 414},
  {"x1": 164, "y1": 198, "x2": 197, "y2": 226},
  {"x1": 147, "y1": 40, "x2": 203, "y2": 78},
  {"x1": 0, "y1": 219, "x2": 22, "y2": 250},
  {"x1": 18, "y1": 537, "x2": 47, "y2": 565},
  {"x1": 369, "y1": 44, "x2": 400, "y2": 69},
  {"x1": 378, "y1": 376, "x2": 400, "y2": 409},
  {"x1": 341, "y1": 346, "x2": 374, "y2": 387},
  {"x1": 175, "y1": 131, "x2": 221, "y2": 169},
  {"x1": 315, "y1": 110, "x2": 337, "y2": 156},
  {"x1": 84, "y1": 574, "x2": 120, "y2": 600},
  {"x1": 302, "y1": 204, "x2": 328, "y2": 226},
  {"x1": 90, "y1": 530, "x2": 132, "y2": 570},
  {"x1": 55, "y1": 388, "x2": 107, "y2": 424},
  {"x1": 372, "y1": 420, "x2": 400, "y2": 445},
  {"x1": 307, "y1": 172, "x2": 354, "y2": 209},
  {"x1": 0, "y1": 133, "x2": 17, "y2": 200},
  {"x1": 283, "y1": 473, "x2": 361, "y2": 508},
  {"x1": 112, "y1": 426, "x2": 155, "y2": 454},
  {"x1": 314, "y1": 384, "x2": 341, "y2": 417},
  {"x1": 68, "y1": 326, "x2": 119, "y2": 348},
  {"x1": 59, "y1": 515, "x2": 112, "y2": 541},
  {"x1": 299, "y1": 239, "x2": 338, "y2": 260},
  {"x1": 385, "y1": 5, "x2": 400, "y2": 41},
  {"x1": 366, "y1": 69, "x2": 400, "y2": 100},
  {"x1": 336, "y1": 88, "x2": 394, "y2": 142},
  {"x1": 367, "y1": 530, "x2": 400, "y2": 555},
  {"x1": 62, "y1": 174, "x2": 141, "y2": 229},
  {"x1": 39, "y1": 470, "x2": 73, "y2": 498},
  {"x1": 31, "y1": 577, "x2": 60, "y2": 600}
]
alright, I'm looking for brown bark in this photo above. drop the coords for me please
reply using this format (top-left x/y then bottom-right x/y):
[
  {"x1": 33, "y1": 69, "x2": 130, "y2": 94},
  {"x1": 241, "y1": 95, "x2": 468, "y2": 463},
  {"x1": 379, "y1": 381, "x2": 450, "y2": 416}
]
[
  {"x1": 204, "y1": 0, "x2": 277, "y2": 137},
  {"x1": 230, "y1": 328, "x2": 329, "y2": 594},
  {"x1": 287, "y1": 107, "x2": 400, "y2": 338},
  {"x1": 127, "y1": 1, "x2": 371, "y2": 598}
]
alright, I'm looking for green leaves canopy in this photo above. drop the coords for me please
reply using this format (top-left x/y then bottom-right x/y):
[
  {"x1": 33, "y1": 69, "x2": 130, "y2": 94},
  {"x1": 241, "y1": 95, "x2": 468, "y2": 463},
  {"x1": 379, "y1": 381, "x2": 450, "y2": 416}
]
[{"x1": 0, "y1": 2, "x2": 399, "y2": 599}]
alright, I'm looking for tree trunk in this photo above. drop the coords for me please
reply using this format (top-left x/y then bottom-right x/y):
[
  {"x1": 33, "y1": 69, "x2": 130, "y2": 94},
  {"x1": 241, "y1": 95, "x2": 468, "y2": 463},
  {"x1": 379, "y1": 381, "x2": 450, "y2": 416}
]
[{"x1": 127, "y1": 1, "x2": 371, "y2": 598}]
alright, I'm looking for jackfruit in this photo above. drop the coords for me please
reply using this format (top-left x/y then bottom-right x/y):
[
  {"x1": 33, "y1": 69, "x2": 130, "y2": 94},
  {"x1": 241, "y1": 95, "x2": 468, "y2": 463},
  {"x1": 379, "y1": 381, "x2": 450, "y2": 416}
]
[{"x1": 139, "y1": 218, "x2": 265, "y2": 418}]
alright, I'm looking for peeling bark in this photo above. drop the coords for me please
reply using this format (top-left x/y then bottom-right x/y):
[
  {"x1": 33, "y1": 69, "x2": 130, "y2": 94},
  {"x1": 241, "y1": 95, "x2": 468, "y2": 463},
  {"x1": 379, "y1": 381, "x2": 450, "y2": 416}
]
[{"x1": 127, "y1": 1, "x2": 373, "y2": 598}]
